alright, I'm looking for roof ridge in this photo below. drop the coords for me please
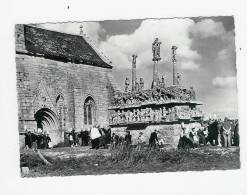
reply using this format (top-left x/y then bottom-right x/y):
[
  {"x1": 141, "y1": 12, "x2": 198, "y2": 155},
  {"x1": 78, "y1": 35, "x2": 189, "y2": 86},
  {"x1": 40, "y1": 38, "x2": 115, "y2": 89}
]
[
  {"x1": 80, "y1": 33, "x2": 113, "y2": 66},
  {"x1": 25, "y1": 24, "x2": 113, "y2": 67}
]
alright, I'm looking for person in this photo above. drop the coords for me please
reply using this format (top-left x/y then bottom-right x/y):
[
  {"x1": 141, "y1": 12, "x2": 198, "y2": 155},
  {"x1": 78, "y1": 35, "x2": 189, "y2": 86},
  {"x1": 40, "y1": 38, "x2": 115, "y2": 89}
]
[
  {"x1": 178, "y1": 123, "x2": 194, "y2": 149},
  {"x1": 90, "y1": 124, "x2": 101, "y2": 149},
  {"x1": 222, "y1": 118, "x2": 232, "y2": 147},
  {"x1": 149, "y1": 130, "x2": 158, "y2": 149},
  {"x1": 197, "y1": 126, "x2": 207, "y2": 146},
  {"x1": 71, "y1": 128, "x2": 77, "y2": 146},
  {"x1": 84, "y1": 129, "x2": 90, "y2": 146},
  {"x1": 233, "y1": 120, "x2": 239, "y2": 146},
  {"x1": 69, "y1": 133, "x2": 74, "y2": 147},
  {"x1": 32, "y1": 140, "x2": 38, "y2": 152},
  {"x1": 111, "y1": 133, "x2": 117, "y2": 148},
  {"x1": 217, "y1": 119, "x2": 223, "y2": 146},
  {"x1": 37, "y1": 128, "x2": 43, "y2": 134},
  {"x1": 46, "y1": 134, "x2": 51, "y2": 148},
  {"x1": 24, "y1": 130, "x2": 32, "y2": 149},
  {"x1": 158, "y1": 138, "x2": 165, "y2": 148},
  {"x1": 207, "y1": 119, "x2": 219, "y2": 146},
  {"x1": 136, "y1": 132, "x2": 145, "y2": 152},
  {"x1": 189, "y1": 126, "x2": 199, "y2": 147},
  {"x1": 124, "y1": 131, "x2": 132, "y2": 146},
  {"x1": 111, "y1": 133, "x2": 120, "y2": 149}
]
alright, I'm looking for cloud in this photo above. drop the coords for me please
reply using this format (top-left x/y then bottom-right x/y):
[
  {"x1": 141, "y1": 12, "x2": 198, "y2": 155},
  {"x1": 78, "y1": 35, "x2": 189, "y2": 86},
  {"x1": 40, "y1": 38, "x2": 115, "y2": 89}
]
[
  {"x1": 190, "y1": 19, "x2": 225, "y2": 39},
  {"x1": 180, "y1": 61, "x2": 200, "y2": 70},
  {"x1": 99, "y1": 18, "x2": 201, "y2": 70},
  {"x1": 215, "y1": 30, "x2": 236, "y2": 75},
  {"x1": 212, "y1": 76, "x2": 237, "y2": 88}
]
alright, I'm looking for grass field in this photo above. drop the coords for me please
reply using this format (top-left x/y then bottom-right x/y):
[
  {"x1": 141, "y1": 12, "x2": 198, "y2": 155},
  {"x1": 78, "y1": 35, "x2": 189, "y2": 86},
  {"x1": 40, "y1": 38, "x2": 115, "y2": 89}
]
[{"x1": 20, "y1": 145, "x2": 240, "y2": 177}]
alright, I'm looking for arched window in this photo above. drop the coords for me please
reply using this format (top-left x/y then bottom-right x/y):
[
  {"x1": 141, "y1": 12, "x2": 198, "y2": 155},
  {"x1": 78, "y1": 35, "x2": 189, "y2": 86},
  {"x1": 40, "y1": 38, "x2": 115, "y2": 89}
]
[
  {"x1": 56, "y1": 94, "x2": 66, "y2": 130},
  {"x1": 84, "y1": 96, "x2": 96, "y2": 126}
]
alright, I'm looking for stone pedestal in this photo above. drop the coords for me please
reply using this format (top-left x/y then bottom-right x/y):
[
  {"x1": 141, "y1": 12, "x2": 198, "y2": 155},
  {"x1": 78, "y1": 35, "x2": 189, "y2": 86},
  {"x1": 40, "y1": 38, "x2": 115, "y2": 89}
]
[
  {"x1": 152, "y1": 61, "x2": 159, "y2": 87},
  {"x1": 111, "y1": 122, "x2": 201, "y2": 148}
]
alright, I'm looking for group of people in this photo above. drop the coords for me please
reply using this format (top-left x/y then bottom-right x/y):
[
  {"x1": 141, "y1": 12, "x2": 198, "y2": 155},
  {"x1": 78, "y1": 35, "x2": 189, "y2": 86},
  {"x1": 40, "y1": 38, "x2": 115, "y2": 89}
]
[
  {"x1": 110, "y1": 106, "x2": 203, "y2": 125},
  {"x1": 111, "y1": 129, "x2": 164, "y2": 151},
  {"x1": 24, "y1": 116, "x2": 239, "y2": 151},
  {"x1": 67, "y1": 128, "x2": 90, "y2": 147},
  {"x1": 66, "y1": 125, "x2": 111, "y2": 149},
  {"x1": 24, "y1": 129, "x2": 51, "y2": 150},
  {"x1": 178, "y1": 117, "x2": 239, "y2": 149}
]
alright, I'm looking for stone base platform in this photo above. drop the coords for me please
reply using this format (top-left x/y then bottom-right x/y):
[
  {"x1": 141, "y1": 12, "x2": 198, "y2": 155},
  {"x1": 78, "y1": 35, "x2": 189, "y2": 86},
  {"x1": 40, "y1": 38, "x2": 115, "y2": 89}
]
[{"x1": 111, "y1": 122, "x2": 201, "y2": 148}]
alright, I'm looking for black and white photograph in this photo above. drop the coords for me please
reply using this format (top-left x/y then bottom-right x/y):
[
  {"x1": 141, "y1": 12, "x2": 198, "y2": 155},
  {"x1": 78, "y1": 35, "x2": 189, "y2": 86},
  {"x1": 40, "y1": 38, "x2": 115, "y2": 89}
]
[
  {"x1": 1, "y1": 1, "x2": 247, "y2": 194},
  {"x1": 16, "y1": 16, "x2": 240, "y2": 177}
]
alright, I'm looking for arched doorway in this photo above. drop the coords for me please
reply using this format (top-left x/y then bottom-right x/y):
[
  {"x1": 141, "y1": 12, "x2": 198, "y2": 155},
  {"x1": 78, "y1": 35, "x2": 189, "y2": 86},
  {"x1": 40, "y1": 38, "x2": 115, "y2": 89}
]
[
  {"x1": 34, "y1": 108, "x2": 61, "y2": 145},
  {"x1": 84, "y1": 96, "x2": 96, "y2": 127}
]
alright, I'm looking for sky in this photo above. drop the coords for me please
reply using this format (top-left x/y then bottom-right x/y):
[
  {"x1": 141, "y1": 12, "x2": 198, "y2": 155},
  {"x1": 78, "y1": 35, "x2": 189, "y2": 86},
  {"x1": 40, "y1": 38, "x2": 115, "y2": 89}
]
[{"x1": 37, "y1": 16, "x2": 238, "y2": 119}]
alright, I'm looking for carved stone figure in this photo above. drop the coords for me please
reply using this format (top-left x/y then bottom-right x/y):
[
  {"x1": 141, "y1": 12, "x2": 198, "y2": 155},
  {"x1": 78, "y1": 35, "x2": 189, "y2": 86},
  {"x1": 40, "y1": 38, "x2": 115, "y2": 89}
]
[
  {"x1": 176, "y1": 72, "x2": 182, "y2": 85},
  {"x1": 152, "y1": 38, "x2": 162, "y2": 61},
  {"x1": 132, "y1": 54, "x2": 138, "y2": 66},
  {"x1": 189, "y1": 86, "x2": 196, "y2": 100},
  {"x1": 139, "y1": 78, "x2": 144, "y2": 91},
  {"x1": 162, "y1": 107, "x2": 167, "y2": 117},
  {"x1": 135, "y1": 78, "x2": 139, "y2": 91},
  {"x1": 125, "y1": 77, "x2": 130, "y2": 92},
  {"x1": 161, "y1": 75, "x2": 165, "y2": 85}
]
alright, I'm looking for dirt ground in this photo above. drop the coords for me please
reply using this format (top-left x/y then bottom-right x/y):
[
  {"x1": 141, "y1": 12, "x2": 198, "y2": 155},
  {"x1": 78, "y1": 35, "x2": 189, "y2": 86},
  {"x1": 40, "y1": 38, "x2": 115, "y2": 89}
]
[{"x1": 20, "y1": 145, "x2": 240, "y2": 177}]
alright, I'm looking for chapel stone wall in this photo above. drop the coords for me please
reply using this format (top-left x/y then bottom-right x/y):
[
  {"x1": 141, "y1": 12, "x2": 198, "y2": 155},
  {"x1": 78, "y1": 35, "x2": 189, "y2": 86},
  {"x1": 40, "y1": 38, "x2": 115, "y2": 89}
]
[{"x1": 15, "y1": 24, "x2": 117, "y2": 146}]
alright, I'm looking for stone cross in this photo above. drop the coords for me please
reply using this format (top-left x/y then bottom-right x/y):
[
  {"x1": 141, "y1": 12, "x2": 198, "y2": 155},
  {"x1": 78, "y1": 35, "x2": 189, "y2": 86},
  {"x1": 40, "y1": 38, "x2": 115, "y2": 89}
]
[
  {"x1": 80, "y1": 24, "x2": 83, "y2": 35},
  {"x1": 132, "y1": 54, "x2": 138, "y2": 91},
  {"x1": 172, "y1": 46, "x2": 178, "y2": 85}
]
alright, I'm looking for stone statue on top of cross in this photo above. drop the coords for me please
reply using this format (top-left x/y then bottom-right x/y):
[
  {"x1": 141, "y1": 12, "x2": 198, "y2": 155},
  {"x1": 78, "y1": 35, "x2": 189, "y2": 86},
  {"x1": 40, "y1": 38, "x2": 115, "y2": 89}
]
[{"x1": 152, "y1": 38, "x2": 162, "y2": 61}]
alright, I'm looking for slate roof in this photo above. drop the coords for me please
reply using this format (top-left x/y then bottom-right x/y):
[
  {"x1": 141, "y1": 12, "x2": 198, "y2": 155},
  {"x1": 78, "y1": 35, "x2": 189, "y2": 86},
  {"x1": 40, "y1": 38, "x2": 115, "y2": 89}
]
[{"x1": 23, "y1": 25, "x2": 112, "y2": 68}]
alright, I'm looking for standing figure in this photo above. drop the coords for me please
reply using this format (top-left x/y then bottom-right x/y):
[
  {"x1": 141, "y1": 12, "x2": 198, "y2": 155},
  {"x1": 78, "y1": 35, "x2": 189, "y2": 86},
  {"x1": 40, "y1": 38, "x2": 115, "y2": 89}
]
[
  {"x1": 124, "y1": 131, "x2": 132, "y2": 146},
  {"x1": 135, "y1": 78, "x2": 139, "y2": 91},
  {"x1": 161, "y1": 75, "x2": 165, "y2": 84},
  {"x1": 176, "y1": 72, "x2": 182, "y2": 85},
  {"x1": 152, "y1": 38, "x2": 162, "y2": 61},
  {"x1": 71, "y1": 128, "x2": 77, "y2": 146},
  {"x1": 69, "y1": 132, "x2": 74, "y2": 147},
  {"x1": 124, "y1": 77, "x2": 130, "y2": 92},
  {"x1": 126, "y1": 110, "x2": 130, "y2": 123},
  {"x1": 149, "y1": 130, "x2": 159, "y2": 149},
  {"x1": 117, "y1": 110, "x2": 121, "y2": 123},
  {"x1": 222, "y1": 118, "x2": 232, "y2": 147},
  {"x1": 162, "y1": 107, "x2": 167, "y2": 118},
  {"x1": 24, "y1": 131, "x2": 32, "y2": 149},
  {"x1": 139, "y1": 78, "x2": 144, "y2": 91},
  {"x1": 136, "y1": 132, "x2": 145, "y2": 152},
  {"x1": 90, "y1": 125, "x2": 101, "y2": 149},
  {"x1": 189, "y1": 86, "x2": 196, "y2": 100}
]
